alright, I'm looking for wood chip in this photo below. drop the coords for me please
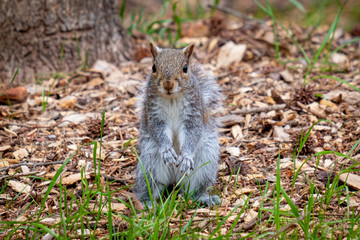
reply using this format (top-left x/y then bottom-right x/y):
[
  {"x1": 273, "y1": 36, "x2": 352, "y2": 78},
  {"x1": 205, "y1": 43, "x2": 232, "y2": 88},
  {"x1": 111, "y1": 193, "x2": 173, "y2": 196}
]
[
  {"x1": 231, "y1": 124, "x2": 243, "y2": 140},
  {"x1": 0, "y1": 145, "x2": 12, "y2": 152},
  {"x1": 89, "y1": 202, "x2": 127, "y2": 212},
  {"x1": 235, "y1": 187, "x2": 255, "y2": 195},
  {"x1": 226, "y1": 147, "x2": 241, "y2": 157},
  {"x1": 231, "y1": 104, "x2": 286, "y2": 115},
  {"x1": 273, "y1": 126, "x2": 290, "y2": 141},
  {"x1": 8, "y1": 180, "x2": 31, "y2": 194},
  {"x1": 61, "y1": 172, "x2": 92, "y2": 185},
  {"x1": 280, "y1": 70, "x2": 293, "y2": 83},
  {"x1": 339, "y1": 173, "x2": 360, "y2": 190},
  {"x1": 0, "y1": 87, "x2": 28, "y2": 103},
  {"x1": 218, "y1": 115, "x2": 244, "y2": 127},
  {"x1": 13, "y1": 148, "x2": 29, "y2": 160}
]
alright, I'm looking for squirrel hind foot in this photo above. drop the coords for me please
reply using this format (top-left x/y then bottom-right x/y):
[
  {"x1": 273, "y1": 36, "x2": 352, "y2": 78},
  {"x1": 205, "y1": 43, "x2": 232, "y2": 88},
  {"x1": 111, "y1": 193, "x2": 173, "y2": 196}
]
[
  {"x1": 142, "y1": 199, "x2": 157, "y2": 210},
  {"x1": 196, "y1": 194, "x2": 221, "y2": 207}
]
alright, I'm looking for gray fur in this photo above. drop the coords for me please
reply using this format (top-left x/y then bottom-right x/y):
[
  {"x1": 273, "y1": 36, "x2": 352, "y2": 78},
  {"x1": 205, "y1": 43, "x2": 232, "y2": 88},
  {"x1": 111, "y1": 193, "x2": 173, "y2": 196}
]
[{"x1": 135, "y1": 43, "x2": 222, "y2": 208}]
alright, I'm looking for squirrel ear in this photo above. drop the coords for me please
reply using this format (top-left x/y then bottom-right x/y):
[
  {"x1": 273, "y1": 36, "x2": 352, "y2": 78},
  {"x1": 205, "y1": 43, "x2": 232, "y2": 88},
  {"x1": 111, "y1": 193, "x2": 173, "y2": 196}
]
[
  {"x1": 183, "y1": 43, "x2": 195, "y2": 60},
  {"x1": 149, "y1": 42, "x2": 160, "y2": 58}
]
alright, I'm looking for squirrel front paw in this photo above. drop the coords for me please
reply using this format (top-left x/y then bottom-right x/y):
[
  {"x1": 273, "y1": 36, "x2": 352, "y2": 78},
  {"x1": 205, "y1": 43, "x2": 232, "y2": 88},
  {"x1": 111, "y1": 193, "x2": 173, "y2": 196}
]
[
  {"x1": 161, "y1": 147, "x2": 177, "y2": 166},
  {"x1": 177, "y1": 155, "x2": 194, "y2": 173}
]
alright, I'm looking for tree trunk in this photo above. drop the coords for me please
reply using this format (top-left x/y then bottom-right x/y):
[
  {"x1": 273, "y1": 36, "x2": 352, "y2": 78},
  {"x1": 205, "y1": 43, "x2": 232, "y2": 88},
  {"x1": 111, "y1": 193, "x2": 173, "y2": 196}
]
[{"x1": 0, "y1": 0, "x2": 133, "y2": 84}]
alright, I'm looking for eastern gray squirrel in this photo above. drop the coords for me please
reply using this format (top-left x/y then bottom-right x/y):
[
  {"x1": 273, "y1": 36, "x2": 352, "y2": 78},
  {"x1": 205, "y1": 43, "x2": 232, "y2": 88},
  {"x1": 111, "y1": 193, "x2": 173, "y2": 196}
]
[{"x1": 135, "y1": 42, "x2": 222, "y2": 208}]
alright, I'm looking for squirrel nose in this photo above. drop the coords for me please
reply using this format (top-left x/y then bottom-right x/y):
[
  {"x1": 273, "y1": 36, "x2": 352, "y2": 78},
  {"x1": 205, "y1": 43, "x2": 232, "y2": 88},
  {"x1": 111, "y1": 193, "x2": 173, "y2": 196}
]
[{"x1": 163, "y1": 80, "x2": 174, "y2": 91}]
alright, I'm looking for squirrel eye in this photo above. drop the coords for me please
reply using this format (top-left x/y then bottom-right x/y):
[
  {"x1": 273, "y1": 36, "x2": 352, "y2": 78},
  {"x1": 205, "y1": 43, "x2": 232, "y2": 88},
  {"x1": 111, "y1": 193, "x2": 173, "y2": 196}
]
[
  {"x1": 183, "y1": 64, "x2": 188, "y2": 73},
  {"x1": 152, "y1": 64, "x2": 156, "y2": 73}
]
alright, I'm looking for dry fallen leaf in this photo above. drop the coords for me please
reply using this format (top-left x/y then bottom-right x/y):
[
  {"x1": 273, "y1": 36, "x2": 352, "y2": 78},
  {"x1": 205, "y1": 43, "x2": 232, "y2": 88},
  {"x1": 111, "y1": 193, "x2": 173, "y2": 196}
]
[
  {"x1": 216, "y1": 41, "x2": 246, "y2": 68},
  {"x1": 226, "y1": 147, "x2": 241, "y2": 157},
  {"x1": 244, "y1": 209, "x2": 258, "y2": 223},
  {"x1": 273, "y1": 126, "x2": 290, "y2": 141}
]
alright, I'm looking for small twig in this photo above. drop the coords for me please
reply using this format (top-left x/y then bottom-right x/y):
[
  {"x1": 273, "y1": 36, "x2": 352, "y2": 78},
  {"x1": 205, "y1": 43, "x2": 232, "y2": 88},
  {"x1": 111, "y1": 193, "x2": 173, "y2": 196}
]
[
  {"x1": 0, "y1": 171, "x2": 40, "y2": 181},
  {"x1": 216, "y1": 70, "x2": 240, "y2": 79},
  {"x1": 231, "y1": 104, "x2": 286, "y2": 115},
  {"x1": 0, "y1": 160, "x2": 65, "y2": 173},
  {"x1": 233, "y1": 212, "x2": 271, "y2": 233},
  {"x1": 119, "y1": 126, "x2": 124, "y2": 149},
  {"x1": 102, "y1": 174, "x2": 128, "y2": 185},
  {"x1": 120, "y1": 159, "x2": 138, "y2": 168},
  {"x1": 2, "y1": 120, "x2": 73, "y2": 129},
  {"x1": 208, "y1": 4, "x2": 265, "y2": 24}
]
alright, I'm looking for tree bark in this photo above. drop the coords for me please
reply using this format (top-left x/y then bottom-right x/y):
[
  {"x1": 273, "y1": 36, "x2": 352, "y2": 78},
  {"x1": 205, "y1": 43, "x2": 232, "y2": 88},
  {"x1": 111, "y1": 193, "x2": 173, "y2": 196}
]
[{"x1": 0, "y1": 0, "x2": 133, "y2": 84}]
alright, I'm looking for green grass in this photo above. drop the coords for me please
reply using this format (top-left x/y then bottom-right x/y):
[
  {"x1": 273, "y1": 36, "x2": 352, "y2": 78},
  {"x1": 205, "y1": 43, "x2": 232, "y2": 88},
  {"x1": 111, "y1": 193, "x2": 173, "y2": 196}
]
[
  {"x1": 126, "y1": 0, "x2": 180, "y2": 46},
  {"x1": 0, "y1": 66, "x2": 19, "y2": 98},
  {"x1": 41, "y1": 42, "x2": 65, "y2": 112},
  {"x1": 0, "y1": 66, "x2": 19, "y2": 118},
  {"x1": 39, "y1": 34, "x2": 93, "y2": 113},
  {"x1": 75, "y1": 32, "x2": 89, "y2": 71},
  {"x1": 254, "y1": 0, "x2": 360, "y2": 89},
  {"x1": 1, "y1": 113, "x2": 359, "y2": 239},
  {"x1": 123, "y1": 0, "x2": 211, "y2": 46}
]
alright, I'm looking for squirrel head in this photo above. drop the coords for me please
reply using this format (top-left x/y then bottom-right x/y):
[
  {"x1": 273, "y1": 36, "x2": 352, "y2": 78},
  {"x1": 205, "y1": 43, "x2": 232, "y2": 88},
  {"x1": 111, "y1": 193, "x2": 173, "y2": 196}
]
[{"x1": 149, "y1": 42, "x2": 195, "y2": 98}]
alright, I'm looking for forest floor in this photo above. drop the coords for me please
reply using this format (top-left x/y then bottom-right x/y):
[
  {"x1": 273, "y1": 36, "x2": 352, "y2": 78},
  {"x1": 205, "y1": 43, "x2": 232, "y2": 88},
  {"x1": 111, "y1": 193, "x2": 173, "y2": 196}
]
[{"x1": 1, "y1": 11, "x2": 360, "y2": 239}]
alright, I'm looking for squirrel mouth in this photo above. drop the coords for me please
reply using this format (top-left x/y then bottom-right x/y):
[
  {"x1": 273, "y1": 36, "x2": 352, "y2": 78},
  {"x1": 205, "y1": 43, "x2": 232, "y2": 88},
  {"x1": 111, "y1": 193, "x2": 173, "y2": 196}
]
[{"x1": 159, "y1": 90, "x2": 180, "y2": 98}]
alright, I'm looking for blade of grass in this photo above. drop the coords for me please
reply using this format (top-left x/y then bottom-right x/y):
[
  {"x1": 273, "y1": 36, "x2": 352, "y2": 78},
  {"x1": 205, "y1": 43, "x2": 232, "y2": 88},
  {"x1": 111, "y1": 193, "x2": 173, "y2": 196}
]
[
  {"x1": 132, "y1": 147, "x2": 155, "y2": 210},
  {"x1": 0, "y1": 66, "x2": 19, "y2": 97},
  {"x1": 119, "y1": 0, "x2": 126, "y2": 22},
  {"x1": 226, "y1": 195, "x2": 251, "y2": 238},
  {"x1": 208, "y1": 203, "x2": 243, "y2": 239},
  {"x1": 280, "y1": 186, "x2": 305, "y2": 230},
  {"x1": 36, "y1": 150, "x2": 79, "y2": 221},
  {"x1": 289, "y1": 0, "x2": 306, "y2": 13},
  {"x1": 304, "y1": 1, "x2": 348, "y2": 82},
  {"x1": 308, "y1": 75, "x2": 360, "y2": 92},
  {"x1": 323, "y1": 37, "x2": 360, "y2": 67},
  {"x1": 106, "y1": 181, "x2": 113, "y2": 240},
  {"x1": 275, "y1": 149, "x2": 281, "y2": 231}
]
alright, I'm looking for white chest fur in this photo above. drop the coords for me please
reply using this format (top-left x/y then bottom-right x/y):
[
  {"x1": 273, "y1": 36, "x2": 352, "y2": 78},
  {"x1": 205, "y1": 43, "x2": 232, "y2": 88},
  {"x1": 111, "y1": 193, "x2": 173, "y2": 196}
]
[{"x1": 156, "y1": 97, "x2": 186, "y2": 154}]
